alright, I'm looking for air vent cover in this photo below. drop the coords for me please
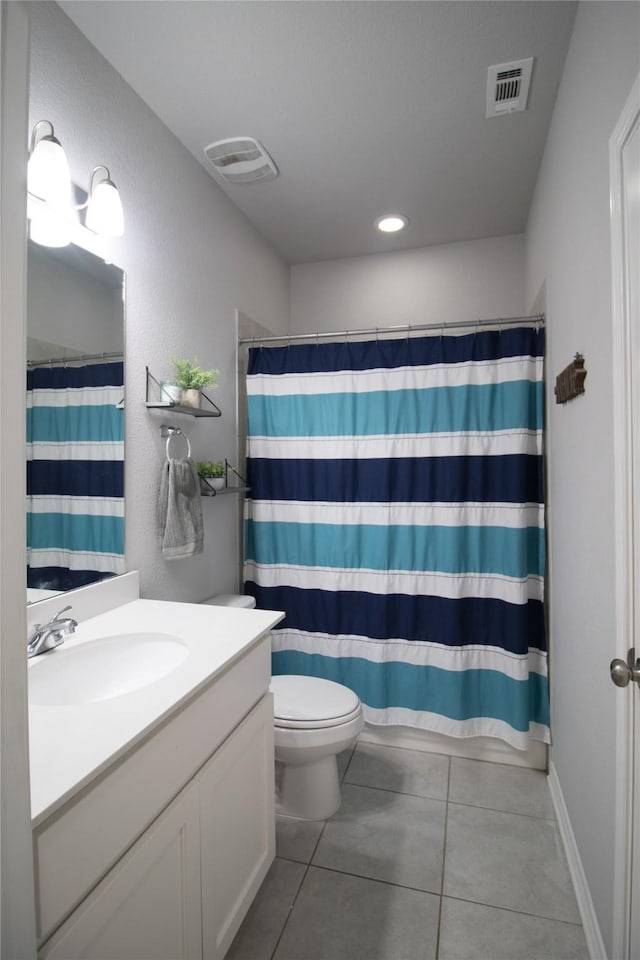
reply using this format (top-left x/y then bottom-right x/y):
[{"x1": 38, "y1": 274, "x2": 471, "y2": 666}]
[
  {"x1": 486, "y1": 58, "x2": 534, "y2": 117},
  {"x1": 203, "y1": 137, "x2": 278, "y2": 184}
]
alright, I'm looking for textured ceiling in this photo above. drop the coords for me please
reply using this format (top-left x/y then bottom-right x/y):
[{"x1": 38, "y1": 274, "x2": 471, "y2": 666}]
[{"x1": 58, "y1": 1, "x2": 577, "y2": 265}]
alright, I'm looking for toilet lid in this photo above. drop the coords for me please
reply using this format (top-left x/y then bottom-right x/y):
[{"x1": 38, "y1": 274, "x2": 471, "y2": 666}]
[{"x1": 270, "y1": 675, "x2": 362, "y2": 729}]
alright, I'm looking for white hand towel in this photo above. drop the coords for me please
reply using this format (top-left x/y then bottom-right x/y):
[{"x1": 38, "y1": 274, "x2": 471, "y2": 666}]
[{"x1": 157, "y1": 457, "x2": 204, "y2": 560}]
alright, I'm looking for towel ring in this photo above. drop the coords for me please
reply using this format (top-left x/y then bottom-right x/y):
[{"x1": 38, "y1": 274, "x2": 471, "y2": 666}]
[{"x1": 165, "y1": 429, "x2": 191, "y2": 461}]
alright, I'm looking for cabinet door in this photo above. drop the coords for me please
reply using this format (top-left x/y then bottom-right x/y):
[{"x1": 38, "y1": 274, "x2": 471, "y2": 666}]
[
  {"x1": 39, "y1": 782, "x2": 202, "y2": 960},
  {"x1": 200, "y1": 694, "x2": 275, "y2": 960}
]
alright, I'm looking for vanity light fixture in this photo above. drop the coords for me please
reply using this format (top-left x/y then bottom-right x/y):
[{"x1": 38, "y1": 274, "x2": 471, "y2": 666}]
[
  {"x1": 27, "y1": 120, "x2": 125, "y2": 246},
  {"x1": 27, "y1": 120, "x2": 72, "y2": 208},
  {"x1": 375, "y1": 214, "x2": 409, "y2": 233},
  {"x1": 28, "y1": 120, "x2": 74, "y2": 247},
  {"x1": 85, "y1": 166, "x2": 125, "y2": 238},
  {"x1": 29, "y1": 206, "x2": 72, "y2": 248}
]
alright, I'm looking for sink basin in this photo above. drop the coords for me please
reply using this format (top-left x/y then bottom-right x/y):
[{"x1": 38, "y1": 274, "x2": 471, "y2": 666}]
[{"x1": 29, "y1": 633, "x2": 190, "y2": 706}]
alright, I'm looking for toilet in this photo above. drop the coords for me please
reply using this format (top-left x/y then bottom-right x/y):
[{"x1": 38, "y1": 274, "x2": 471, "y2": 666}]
[
  {"x1": 270, "y1": 673, "x2": 363, "y2": 820},
  {"x1": 202, "y1": 594, "x2": 364, "y2": 820}
]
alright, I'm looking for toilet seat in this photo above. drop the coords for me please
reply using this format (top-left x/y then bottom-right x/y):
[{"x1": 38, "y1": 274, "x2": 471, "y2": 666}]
[
  {"x1": 271, "y1": 675, "x2": 361, "y2": 730},
  {"x1": 274, "y1": 703, "x2": 363, "y2": 730}
]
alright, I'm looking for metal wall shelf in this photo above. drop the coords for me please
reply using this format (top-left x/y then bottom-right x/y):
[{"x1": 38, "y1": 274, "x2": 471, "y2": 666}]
[
  {"x1": 200, "y1": 483, "x2": 250, "y2": 498},
  {"x1": 145, "y1": 366, "x2": 222, "y2": 417},
  {"x1": 200, "y1": 460, "x2": 249, "y2": 498}
]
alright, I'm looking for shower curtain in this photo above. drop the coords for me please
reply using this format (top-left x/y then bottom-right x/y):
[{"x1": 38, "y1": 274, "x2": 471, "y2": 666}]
[
  {"x1": 27, "y1": 361, "x2": 125, "y2": 591},
  {"x1": 244, "y1": 327, "x2": 548, "y2": 750}
]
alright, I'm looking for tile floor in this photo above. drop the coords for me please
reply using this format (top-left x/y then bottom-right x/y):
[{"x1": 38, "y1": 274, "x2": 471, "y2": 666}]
[{"x1": 227, "y1": 742, "x2": 589, "y2": 960}]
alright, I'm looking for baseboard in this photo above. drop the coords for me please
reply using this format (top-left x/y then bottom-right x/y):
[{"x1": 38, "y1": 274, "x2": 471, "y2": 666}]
[
  {"x1": 548, "y1": 763, "x2": 607, "y2": 960},
  {"x1": 359, "y1": 723, "x2": 547, "y2": 770}
]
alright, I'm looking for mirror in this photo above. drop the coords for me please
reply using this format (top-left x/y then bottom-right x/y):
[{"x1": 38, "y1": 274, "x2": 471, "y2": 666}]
[{"x1": 26, "y1": 240, "x2": 125, "y2": 603}]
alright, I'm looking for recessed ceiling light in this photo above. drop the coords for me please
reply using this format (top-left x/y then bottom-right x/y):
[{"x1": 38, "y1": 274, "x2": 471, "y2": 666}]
[{"x1": 375, "y1": 214, "x2": 408, "y2": 233}]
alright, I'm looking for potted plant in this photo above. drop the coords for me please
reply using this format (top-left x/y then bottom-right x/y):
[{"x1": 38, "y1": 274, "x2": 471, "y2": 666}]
[
  {"x1": 172, "y1": 358, "x2": 218, "y2": 409},
  {"x1": 197, "y1": 460, "x2": 226, "y2": 492}
]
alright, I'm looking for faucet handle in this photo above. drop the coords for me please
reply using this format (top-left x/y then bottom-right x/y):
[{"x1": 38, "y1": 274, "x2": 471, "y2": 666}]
[{"x1": 48, "y1": 604, "x2": 72, "y2": 623}]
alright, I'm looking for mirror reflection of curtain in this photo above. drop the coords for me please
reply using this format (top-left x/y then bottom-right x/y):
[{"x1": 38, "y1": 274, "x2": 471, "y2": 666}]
[{"x1": 26, "y1": 360, "x2": 124, "y2": 591}]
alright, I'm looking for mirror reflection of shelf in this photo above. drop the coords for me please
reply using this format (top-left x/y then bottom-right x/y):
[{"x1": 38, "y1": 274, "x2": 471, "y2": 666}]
[
  {"x1": 200, "y1": 460, "x2": 249, "y2": 498},
  {"x1": 144, "y1": 365, "x2": 222, "y2": 417}
]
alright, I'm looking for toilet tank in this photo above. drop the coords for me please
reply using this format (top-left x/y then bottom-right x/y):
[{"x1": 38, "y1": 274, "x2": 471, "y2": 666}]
[{"x1": 202, "y1": 594, "x2": 256, "y2": 609}]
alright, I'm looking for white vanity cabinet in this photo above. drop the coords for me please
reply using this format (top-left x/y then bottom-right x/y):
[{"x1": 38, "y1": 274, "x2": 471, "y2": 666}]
[
  {"x1": 34, "y1": 632, "x2": 276, "y2": 960},
  {"x1": 38, "y1": 780, "x2": 203, "y2": 960},
  {"x1": 201, "y1": 695, "x2": 275, "y2": 958}
]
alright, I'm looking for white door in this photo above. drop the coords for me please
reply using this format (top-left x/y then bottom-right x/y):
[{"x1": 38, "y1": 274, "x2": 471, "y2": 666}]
[{"x1": 610, "y1": 73, "x2": 640, "y2": 960}]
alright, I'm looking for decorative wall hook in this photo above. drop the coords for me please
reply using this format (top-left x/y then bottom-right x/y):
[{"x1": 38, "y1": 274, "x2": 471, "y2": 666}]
[{"x1": 555, "y1": 353, "x2": 587, "y2": 404}]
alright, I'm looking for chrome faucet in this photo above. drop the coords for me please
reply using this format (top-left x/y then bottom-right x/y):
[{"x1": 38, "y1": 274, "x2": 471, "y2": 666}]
[{"x1": 27, "y1": 605, "x2": 78, "y2": 659}]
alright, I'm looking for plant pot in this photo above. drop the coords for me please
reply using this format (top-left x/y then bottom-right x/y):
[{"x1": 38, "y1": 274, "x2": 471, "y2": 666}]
[
  {"x1": 181, "y1": 388, "x2": 201, "y2": 409},
  {"x1": 200, "y1": 476, "x2": 225, "y2": 494},
  {"x1": 160, "y1": 382, "x2": 182, "y2": 404}
]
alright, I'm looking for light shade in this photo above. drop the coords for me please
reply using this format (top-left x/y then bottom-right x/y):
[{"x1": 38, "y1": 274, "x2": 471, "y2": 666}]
[
  {"x1": 28, "y1": 121, "x2": 72, "y2": 210},
  {"x1": 85, "y1": 167, "x2": 124, "y2": 237},
  {"x1": 375, "y1": 214, "x2": 408, "y2": 233},
  {"x1": 29, "y1": 207, "x2": 70, "y2": 248}
]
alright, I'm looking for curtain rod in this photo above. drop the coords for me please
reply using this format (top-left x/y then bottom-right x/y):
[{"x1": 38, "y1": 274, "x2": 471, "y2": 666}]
[
  {"x1": 238, "y1": 313, "x2": 545, "y2": 346},
  {"x1": 27, "y1": 350, "x2": 124, "y2": 369}
]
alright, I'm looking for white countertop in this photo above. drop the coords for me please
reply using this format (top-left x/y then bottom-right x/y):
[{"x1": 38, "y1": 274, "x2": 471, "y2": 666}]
[{"x1": 28, "y1": 598, "x2": 283, "y2": 826}]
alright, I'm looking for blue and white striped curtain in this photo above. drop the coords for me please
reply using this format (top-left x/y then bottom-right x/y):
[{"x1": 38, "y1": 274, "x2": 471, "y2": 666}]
[
  {"x1": 26, "y1": 361, "x2": 125, "y2": 591},
  {"x1": 244, "y1": 327, "x2": 548, "y2": 750}
]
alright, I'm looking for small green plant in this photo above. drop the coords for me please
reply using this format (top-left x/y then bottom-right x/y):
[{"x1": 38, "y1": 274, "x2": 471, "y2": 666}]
[
  {"x1": 197, "y1": 460, "x2": 225, "y2": 479},
  {"x1": 172, "y1": 358, "x2": 218, "y2": 391}
]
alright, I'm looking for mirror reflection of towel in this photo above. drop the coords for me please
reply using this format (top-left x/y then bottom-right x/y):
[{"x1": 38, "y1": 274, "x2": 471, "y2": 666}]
[{"x1": 157, "y1": 457, "x2": 204, "y2": 559}]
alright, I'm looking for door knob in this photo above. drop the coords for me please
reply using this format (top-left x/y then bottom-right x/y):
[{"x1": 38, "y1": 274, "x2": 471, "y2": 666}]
[{"x1": 610, "y1": 647, "x2": 640, "y2": 687}]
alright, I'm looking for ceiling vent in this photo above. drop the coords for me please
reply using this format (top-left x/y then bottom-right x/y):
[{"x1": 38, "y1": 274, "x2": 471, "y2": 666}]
[
  {"x1": 203, "y1": 137, "x2": 278, "y2": 184},
  {"x1": 485, "y1": 58, "x2": 534, "y2": 118}
]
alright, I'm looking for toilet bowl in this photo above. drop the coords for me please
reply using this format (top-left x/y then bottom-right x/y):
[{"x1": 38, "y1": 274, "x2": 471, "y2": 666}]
[
  {"x1": 271, "y1": 674, "x2": 363, "y2": 820},
  {"x1": 202, "y1": 594, "x2": 364, "y2": 820}
]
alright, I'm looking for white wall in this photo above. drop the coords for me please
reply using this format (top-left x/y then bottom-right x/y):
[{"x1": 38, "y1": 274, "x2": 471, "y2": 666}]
[
  {"x1": 28, "y1": 2, "x2": 290, "y2": 603},
  {"x1": 525, "y1": 2, "x2": 640, "y2": 953},
  {"x1": 291, "y1": 234, "x2": 525, "y2": 334}
]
